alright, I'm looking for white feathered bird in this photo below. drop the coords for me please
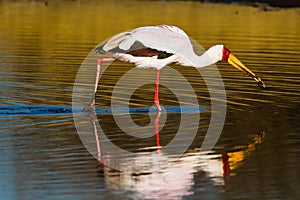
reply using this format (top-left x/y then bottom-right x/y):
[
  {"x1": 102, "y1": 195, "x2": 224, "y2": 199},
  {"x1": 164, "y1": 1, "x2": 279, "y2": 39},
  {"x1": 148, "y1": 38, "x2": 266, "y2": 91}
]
[{"x1": 89, "y1": 25, "x2": 265, "y2": 111}]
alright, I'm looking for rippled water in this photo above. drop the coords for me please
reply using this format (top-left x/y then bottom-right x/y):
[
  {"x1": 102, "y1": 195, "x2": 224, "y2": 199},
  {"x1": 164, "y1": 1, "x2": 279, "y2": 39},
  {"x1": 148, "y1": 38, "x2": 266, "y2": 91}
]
[{"x1": 0, "y1": 1, "x2": 299, "y2": 199}]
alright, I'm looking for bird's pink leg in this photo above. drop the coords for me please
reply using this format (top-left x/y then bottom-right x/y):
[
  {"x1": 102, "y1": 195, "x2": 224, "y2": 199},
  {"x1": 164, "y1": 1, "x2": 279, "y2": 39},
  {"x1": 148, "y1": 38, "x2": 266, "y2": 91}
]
[
  {"x1": 154, "y1": 69, "x2": 162, "y2": 112},
  {"x1": 84, "y1": 58, "x2": 115, "y2": 111},
  {"x1": 94, "y1": 58, "x2": 115, "y2": 93}
]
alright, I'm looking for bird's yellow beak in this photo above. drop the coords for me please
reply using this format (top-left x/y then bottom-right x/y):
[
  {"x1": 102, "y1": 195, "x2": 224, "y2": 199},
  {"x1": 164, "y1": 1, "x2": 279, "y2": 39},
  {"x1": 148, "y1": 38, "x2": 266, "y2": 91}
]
[{"x1": 228, "y1": 54, "x2": 266, "y2": 88}]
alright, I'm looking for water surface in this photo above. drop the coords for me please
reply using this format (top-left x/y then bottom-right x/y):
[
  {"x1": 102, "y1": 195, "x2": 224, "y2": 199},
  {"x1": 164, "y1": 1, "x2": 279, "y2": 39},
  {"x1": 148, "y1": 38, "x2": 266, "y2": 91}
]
[{"x1": 0, "y1": 1, "x2": 299, "y2": 199}]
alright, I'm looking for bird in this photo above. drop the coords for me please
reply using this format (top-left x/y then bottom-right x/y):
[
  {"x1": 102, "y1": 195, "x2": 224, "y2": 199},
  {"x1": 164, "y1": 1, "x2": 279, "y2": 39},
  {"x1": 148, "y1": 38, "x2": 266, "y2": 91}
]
[{"x1": 89, "y1": 25, "x2": 266, "y2": 111}]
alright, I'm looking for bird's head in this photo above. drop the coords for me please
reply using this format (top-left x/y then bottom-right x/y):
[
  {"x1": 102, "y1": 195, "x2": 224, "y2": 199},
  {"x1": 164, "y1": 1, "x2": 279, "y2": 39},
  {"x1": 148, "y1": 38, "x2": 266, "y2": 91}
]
[{"x1": 215, "y1": 45, "x2": 266, "y2": 88}]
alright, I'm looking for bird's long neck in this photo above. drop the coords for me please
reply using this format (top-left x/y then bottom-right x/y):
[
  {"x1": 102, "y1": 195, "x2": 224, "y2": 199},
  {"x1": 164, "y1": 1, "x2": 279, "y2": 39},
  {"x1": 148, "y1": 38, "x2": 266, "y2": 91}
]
[
  {"x1": 177, "y1": 45, "x2": 221, "y2": 68},
  {"x1": 189, "y1": 51, "x2": 218, "y2": 68}
]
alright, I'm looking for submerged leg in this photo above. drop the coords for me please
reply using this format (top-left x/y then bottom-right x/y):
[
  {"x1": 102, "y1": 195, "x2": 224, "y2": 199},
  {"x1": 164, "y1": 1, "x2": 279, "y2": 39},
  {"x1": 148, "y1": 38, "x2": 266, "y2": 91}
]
[
  {"x1": 154, "y1": 69, "x2": 161, "y2": 112},
  {"x1": 154, "y1": 111, "x2": 161, "y2": 151},
  {"x1": 84, "y1": 58, "x2": 115, "y2": 111}
]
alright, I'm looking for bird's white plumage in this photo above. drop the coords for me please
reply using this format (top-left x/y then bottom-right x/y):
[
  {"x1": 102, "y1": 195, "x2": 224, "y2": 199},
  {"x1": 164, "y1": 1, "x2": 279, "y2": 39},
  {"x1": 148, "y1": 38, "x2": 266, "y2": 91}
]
[
  {"x1": 103, "y1": 25, "x2": 190, "y2": 54},
  {"x1": 102, "y1": 31, "x2": 131, "y2": 51},
  {"x1": 114, "y1": 53, "x2": 179, "y2": 69},
  {"x1": 118, "y1": 25, "x2": 190, "y2": 53},
  {"x1": 102, "y1": 25, "x2": 223, "y2": 69},
  {"x1": 103, "y1": 25, "x2": 198, "y2": 66}
]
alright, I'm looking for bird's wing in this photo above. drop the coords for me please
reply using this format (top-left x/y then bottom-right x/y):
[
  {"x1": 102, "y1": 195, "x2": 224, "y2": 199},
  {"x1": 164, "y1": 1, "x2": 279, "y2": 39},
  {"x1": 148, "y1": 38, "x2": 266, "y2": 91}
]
[
  {"x1": 102, "y1": 31, "x2": 131, "y2": 52},
  {"x1": 103, "y1": 25, "x2": 194, "y2": 56}
]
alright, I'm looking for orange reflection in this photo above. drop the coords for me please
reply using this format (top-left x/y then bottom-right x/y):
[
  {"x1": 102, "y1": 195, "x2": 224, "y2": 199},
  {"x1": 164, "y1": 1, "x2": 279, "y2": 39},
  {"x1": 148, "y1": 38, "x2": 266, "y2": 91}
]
[{"x1": 223, "y1": 131, "x2": 266, "y2": 176}]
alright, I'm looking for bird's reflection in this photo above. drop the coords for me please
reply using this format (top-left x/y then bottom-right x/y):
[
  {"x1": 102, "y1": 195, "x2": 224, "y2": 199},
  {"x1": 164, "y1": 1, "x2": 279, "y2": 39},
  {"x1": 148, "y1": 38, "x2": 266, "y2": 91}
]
[
  {"x1": 222, "y1": 131, "x2": 265, "y2": 176},
  {"x1": 87, "y1": 110, "x2": 265, "y2": 199}
]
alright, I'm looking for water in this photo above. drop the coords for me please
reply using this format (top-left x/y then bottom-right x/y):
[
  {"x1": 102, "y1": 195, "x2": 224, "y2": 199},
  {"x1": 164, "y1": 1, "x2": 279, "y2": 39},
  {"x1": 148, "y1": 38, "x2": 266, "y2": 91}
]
[{"x1": 1, "y1": 1, "x2": 299, "y2": 199}]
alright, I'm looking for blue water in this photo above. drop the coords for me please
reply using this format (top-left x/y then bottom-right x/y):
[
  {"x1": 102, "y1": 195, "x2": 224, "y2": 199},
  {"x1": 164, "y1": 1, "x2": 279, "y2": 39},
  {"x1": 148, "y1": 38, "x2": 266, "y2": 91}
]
[{"x1": 0, "y1": 105, "x2": 205, "y2": 116}]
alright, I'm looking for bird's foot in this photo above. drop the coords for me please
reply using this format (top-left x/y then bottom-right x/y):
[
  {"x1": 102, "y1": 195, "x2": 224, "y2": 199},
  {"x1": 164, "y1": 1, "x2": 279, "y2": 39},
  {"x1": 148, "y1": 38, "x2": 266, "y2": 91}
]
[
  {"x1": 82, "y1": 104, "x2": 93, "y2": 112},
  {"x1": 82, "y1": 97, "x2": 95, "y2": 112},
  {"x1": 154, "y1": 101, "x2": 162, "y2": 112},
  {"x1": 157, "y1": 105, "x2": 162, "y2": 112}
]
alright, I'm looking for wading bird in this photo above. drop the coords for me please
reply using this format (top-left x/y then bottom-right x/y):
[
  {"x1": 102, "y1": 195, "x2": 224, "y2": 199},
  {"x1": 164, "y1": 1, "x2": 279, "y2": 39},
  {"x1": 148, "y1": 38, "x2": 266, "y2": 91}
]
[{"x1": 90, "y1": 25, "x2": 265, "y2": 111}]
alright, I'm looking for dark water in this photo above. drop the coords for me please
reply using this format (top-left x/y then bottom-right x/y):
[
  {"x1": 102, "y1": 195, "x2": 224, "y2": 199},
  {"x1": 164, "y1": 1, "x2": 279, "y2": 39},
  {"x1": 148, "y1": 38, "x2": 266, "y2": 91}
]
[{"x1": 1, "y1": 1, "x2": 299, "y2": 199}]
